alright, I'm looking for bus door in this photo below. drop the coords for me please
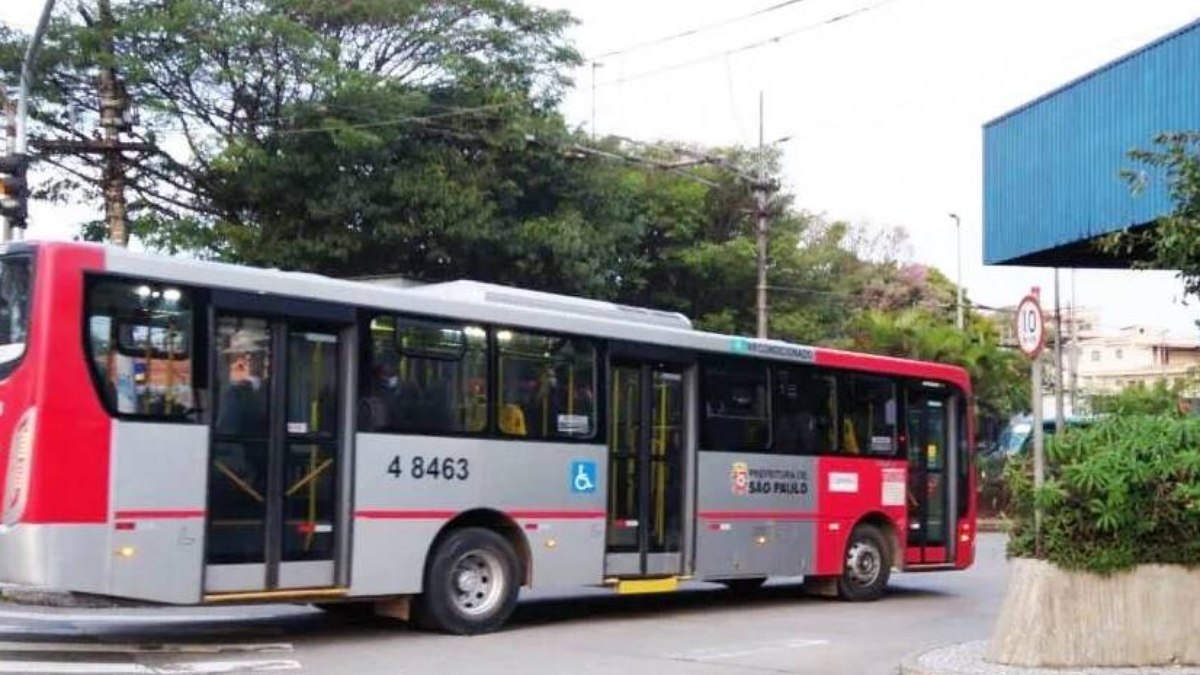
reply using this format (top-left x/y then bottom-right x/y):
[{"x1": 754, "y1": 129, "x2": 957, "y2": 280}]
[
  {"x1": 605, "y1": 360, "x2": 688, "y2": 578},
  {"x1": 904, "y1": 384, "x2": 960, "y2": 566},
  {"x1": 203, "y1": 296, "x2": 354, "y2": 595}
]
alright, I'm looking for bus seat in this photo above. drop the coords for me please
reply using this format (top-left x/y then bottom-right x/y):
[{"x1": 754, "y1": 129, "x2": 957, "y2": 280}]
[
  {"x1": 843, "y1": 418, "x2": 861, "y2": 454},
  {"x1": 499, "y1": 404, "x2": 527, "y2": 436}
]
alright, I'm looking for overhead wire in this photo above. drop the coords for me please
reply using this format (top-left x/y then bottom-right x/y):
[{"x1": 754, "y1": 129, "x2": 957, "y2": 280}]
[
  {"x1": 595, "y1": 0, "x2": 899, "y2": 89},
  {"x1": 591, "y1": 0, "x2": 812, "y2": 60}
]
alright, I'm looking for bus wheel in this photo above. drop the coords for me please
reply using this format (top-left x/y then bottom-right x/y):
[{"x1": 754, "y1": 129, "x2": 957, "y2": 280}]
[
  {"x1": 837, "y1": 525, "x2": 891, "y2": 602},
  {"x1": 415, "y1": 527, "x2": 520, "y2": 635},
  {"x1": 721, "y1": 577, "x2": 767, "y2": 594}
]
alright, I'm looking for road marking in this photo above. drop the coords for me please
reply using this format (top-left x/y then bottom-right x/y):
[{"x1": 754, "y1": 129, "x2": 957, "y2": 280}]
[
  {"x1": 669, "y1": 638, "x2": 830, "y2": 661},
  {"x1": 0, "y1": 641, "x2": 292, "y2": 654},
  {"x1": 0, "y1": 659, "x2": 301, "y2": 673},
  {"x1": 0, "y1": 609, "x2": 256, "y2": 624},
  {"x1": 0, "y1": 664, "x2": 154, "y2": 674},
  {"x1": 144, "y1": 659, "x2": 302, "y2": 673}
]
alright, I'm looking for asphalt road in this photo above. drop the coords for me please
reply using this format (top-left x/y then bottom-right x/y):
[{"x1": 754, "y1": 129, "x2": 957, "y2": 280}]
[{"x1": 0, "y1": 534, "x2": 1008, "y2": 674}]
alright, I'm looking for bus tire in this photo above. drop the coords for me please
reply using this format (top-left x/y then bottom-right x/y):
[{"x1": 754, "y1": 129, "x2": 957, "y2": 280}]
[
  {"x1": 414, "y1": 527, "x2": 520, "y2": 635},
  {"x1": 837, "y1": 524, "x2": 890, "y2": 602},
  {"x1": 721, "y1": 577, "x2": 767, "y2": 594}
]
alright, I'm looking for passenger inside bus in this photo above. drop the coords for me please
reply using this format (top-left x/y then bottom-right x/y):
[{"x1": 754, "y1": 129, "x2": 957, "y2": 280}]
[
  {"x1": 359, "y1": 361, "x2": 404, "y2": 431},
  {"x1": 215, "y1": 329, "x2": 268, "y2": 435}
]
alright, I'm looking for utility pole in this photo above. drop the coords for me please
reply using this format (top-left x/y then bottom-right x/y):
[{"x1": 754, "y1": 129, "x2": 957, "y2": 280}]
[
  {"x1": 755, "y1": 91, "x2": 768, "y2": 339},
  {"x1": 590, "y1": 61, "x2": 602, "y2": 141},
  {"x1": 30, "y1": 0, "x2": 150, "y2": 245},
  {"x1": 97, "y1": 0, "x2": 129, "y2": 247},
  {"x1": 1069, "y1": 269, "x2": 1078, "y2": 414},
  {"x1": 2, "y1": 93, "x2": 15, "y2": 243},
  {"x1": 1054, "y1": 268, "x2": 1065, "y2": 431}
]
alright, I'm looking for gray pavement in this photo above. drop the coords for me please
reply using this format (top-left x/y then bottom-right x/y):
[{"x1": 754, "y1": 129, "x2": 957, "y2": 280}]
[{"x1": 0, "y1": 534, "x2": 1009, "y2": 674}]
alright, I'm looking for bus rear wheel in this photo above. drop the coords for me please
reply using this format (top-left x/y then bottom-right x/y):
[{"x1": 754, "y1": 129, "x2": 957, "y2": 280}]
[
  {"x1": 414, "y1": 527, "x2": 520, "y2": 635},
  {"x1": 837, "y1": 524, "x2": 891, "y2": 602}
]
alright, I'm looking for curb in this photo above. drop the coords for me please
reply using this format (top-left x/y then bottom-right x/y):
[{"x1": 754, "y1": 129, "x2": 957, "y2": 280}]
[{"x1": 900, "y1": 644, "x2": 951, "y2": 675}]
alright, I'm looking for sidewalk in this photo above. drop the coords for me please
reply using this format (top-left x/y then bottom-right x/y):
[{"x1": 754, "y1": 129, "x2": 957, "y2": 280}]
[
  {"x1": 902, "y1": 641, "x2": 1200, "y2": 675},
  {"x1": 976, "y1": 518, "x2": 1010, "y2": 533}
]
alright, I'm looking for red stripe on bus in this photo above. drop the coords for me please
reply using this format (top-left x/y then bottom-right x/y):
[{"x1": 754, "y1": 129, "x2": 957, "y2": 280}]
[
  {"x1": 697, "y1": 511, "x2": 817, "y2": 521},
  {"x1": 355, "y1": 509, "x2": 606, "y2": 520},
  {"x1": 113, "y1": 509, "x2": 204, "y2": 519}
]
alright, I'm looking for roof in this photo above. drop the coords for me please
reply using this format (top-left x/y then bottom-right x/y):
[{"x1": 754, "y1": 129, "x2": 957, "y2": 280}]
[
  {"x1": 36, "y1": 241, "x2": 973, "y2": 392},
  {"x1": 408, "y1": 280, "x2": 693, "y2": 330},
  {"x1": 983, "y1": 18, "x2": 1200, "y2": 267}
]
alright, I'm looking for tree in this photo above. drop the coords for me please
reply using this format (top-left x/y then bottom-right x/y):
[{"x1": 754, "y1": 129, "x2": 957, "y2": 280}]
[
  {"x1": 1104, "y1": 132, "x2": 1200, "y2": 296},
  {"x1": 0, "y1": 0, "x2": 580, "y2": 250},
  {"x1": 849, "y1": 308, "x2": 1028, "y2": 431}
]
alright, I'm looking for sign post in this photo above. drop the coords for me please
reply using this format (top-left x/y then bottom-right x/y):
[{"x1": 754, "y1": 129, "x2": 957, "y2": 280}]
[{"x1": 1015, "y1": 290, "x2": 1046, "y2": 553}]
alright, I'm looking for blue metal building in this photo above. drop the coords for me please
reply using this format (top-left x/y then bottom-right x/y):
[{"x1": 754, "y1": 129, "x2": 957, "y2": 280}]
[{"x1": 984, "y1": 18, "x2": 1200, "y2": 267}]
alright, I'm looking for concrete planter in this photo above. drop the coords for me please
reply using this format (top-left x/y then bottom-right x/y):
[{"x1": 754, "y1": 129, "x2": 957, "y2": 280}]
[{"x1": 987, "y1": 558, "x2": 1200, "y2": 667}]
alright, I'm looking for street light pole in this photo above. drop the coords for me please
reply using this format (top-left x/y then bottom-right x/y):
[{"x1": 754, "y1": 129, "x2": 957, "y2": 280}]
[
  {"x1": 16, "y1": 0, "x2": 57, "y2": 157},
  {"x1": 949, "y1": 213, "x2": 963, "y2": 330}
]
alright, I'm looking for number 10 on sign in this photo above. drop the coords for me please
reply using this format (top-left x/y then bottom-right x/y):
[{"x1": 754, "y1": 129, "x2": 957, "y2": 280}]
[{"x1": 1015, "y1": 295, "x2": 1045, "y2": 359}]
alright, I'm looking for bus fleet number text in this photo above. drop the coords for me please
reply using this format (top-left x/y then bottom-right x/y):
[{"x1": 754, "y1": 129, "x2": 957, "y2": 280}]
[{"x1": 386, "y1": 455, "x2": 470, "y2": 481}]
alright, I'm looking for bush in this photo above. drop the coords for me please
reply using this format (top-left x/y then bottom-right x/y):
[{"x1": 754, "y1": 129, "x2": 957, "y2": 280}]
[{"x1": 1006, "y1": 415, "x2": 1200, "y2": 573}]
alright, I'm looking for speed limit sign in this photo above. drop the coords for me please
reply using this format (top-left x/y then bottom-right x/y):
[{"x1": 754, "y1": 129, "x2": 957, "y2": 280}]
[{"x1": 1015, "y1": 295, "x2": 1045, "y2": 358}]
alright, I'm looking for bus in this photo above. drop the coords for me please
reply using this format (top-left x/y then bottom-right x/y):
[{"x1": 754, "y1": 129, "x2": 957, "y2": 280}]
[{"x1": 0, "y1": 241, "x2": 975, "y2": 634}]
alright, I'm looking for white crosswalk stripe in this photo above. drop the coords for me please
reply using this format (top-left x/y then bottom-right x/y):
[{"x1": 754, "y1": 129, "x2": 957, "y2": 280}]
[{"x1": 0, "y1": 640, "x2": 301, "y2": 673}]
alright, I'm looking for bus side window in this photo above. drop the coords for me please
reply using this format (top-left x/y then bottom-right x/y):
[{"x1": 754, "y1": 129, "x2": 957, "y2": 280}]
[
  {"x1": 85, "y1": 278, "x2": 199, "y2": 421},
  {"x1": 772, "y1": 366, "x2": 836, "y2": 455},
  {"x1": 838, "y1": 374, "x2": 898, "y2": 456},
  {"x1": 701, "y1": 361, "x2": 769, "y2": 452},
  {"x1": 495, "y1": 329, "x2": 597, "y2": 441},
  {"x1": 361, "y1": 315, "x2": 488, "y2": 435}
]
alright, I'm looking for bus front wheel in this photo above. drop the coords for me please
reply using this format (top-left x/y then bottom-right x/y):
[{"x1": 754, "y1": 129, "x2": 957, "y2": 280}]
[
  {"x1": 415, "y1": 527, "x2": 520, "y2": 635},
  {"x1": 837, "y1": 524, "x2": 891, "y2": 602}
]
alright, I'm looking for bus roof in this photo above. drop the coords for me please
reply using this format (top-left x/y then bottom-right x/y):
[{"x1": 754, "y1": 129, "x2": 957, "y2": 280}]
[{"x1": 31, "y1": 241, "x2": 971, "y2": 393}]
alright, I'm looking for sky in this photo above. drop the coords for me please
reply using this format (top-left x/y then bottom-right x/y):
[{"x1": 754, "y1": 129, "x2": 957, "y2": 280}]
[
  {"x1": 3, "y1": 1, "x2": 1200, "y2": 336},
  {"x1": 536, "y1": 0, "x2": 1200, "y2": 336}
]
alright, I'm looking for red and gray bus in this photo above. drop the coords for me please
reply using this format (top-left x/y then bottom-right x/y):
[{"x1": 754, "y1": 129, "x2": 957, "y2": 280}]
[{"x1": 0, "y1": 241, "x2": 975, "y2": 634}]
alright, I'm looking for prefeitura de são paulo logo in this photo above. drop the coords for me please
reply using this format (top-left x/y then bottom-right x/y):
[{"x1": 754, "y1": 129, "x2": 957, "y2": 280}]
[{"x1": 731, "y1": 462, "x2": 749, "y2": 496}]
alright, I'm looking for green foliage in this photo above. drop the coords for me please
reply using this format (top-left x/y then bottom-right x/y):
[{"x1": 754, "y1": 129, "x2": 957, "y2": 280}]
[
  {"x1": 0, "y1": 0, "x2": 580, "y2": 241},
  {"x1": 1091, "y1": 379, "x2": 1189, "y2": 417},
  {"x1": 1006, "y1": 415, "x2": 1200, "y2": 573},
  {"x1": 849, "y1": 307, "x2": 1028, "y2": 425},
  {"x1": 1103, "y1": 132, "x2": 1200, "y2": 297}
]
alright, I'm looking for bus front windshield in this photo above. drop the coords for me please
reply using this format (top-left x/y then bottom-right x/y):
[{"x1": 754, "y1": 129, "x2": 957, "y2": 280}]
[{"x1": 0, "y1": 256, "x2": 32, "y2": 371}]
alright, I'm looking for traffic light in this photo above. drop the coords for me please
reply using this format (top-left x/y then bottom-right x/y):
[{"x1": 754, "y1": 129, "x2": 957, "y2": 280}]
[{"x1": 0, "y1": 154, "x2": 30, "y2": 232}]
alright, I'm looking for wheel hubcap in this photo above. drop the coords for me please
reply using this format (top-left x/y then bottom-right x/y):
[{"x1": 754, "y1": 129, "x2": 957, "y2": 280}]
[
  {"x1": 450, "y1": 550, "x2": 505, "y2": 617},
  {"x1": 846, "y1": 541, "x2": 882, "y2": 587}
]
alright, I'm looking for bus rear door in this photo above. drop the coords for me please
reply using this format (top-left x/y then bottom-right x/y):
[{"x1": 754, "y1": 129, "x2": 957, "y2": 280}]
[
  {"x1": 604, "y1": 357, "x2": 690, "y2": 582},
  {"x1": 904, "y1": 383, "x2": 961, "y2": 566}
]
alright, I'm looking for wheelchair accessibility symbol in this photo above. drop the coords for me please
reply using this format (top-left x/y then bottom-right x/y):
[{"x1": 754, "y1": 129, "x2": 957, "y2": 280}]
[{"x1": 570, "y1": 461, "x2": 597, "y2": 493}]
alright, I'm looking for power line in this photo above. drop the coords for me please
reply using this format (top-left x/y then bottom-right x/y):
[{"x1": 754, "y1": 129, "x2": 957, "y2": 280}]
[
  {"x1": 592, "y1": 0, "x2": 811, "y2": 60},
  {"x1": 595, "y1": 0, "x2": 899, "y2": 89},
  {"x1": 106, "y1": 101, "x2": 523, "y2": 139}
]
